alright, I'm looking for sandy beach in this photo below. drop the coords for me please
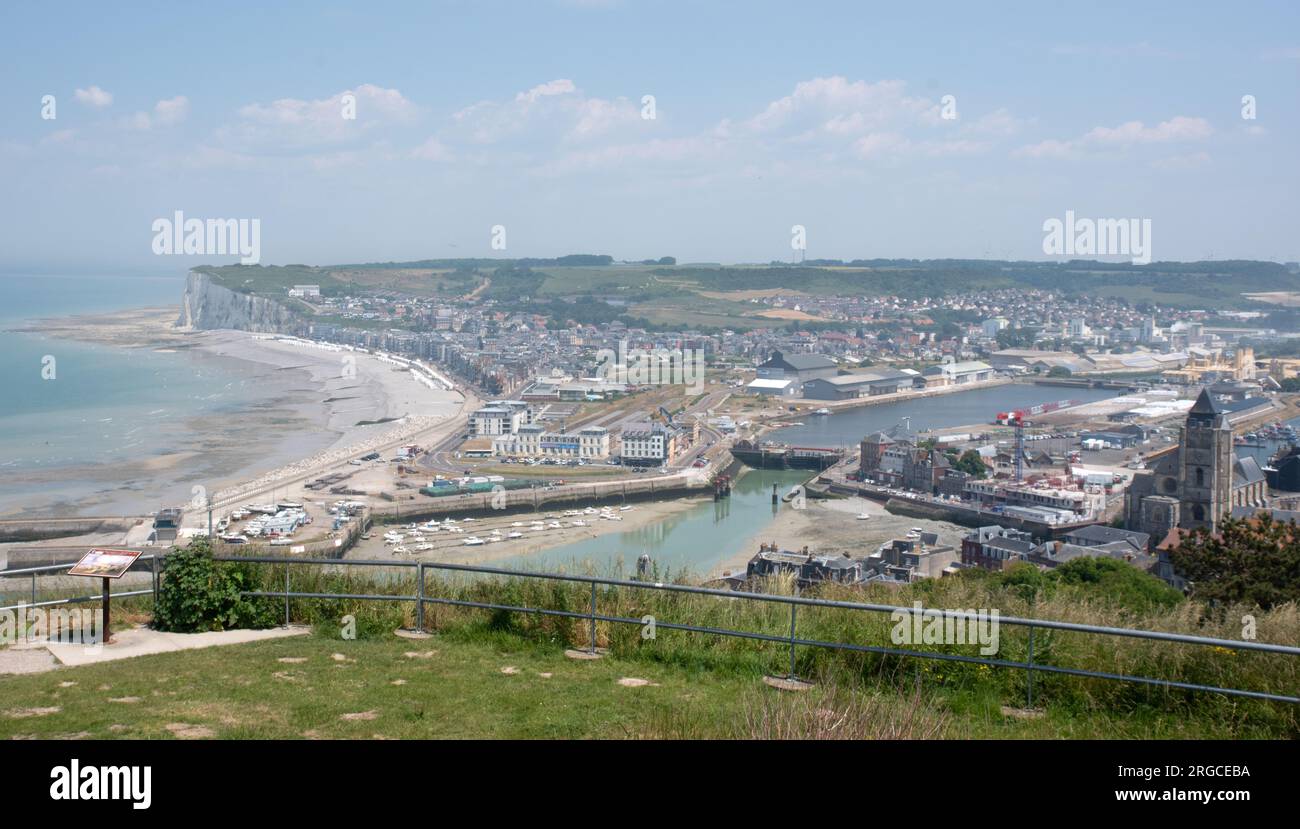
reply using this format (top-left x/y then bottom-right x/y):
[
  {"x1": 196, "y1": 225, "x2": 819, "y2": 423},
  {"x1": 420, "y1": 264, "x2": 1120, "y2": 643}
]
[
  {"x1": 713, "y1": 493, "x2": 969, "y2": 578},
  {"x1": 189, "y1": 332, "x2": 470, "y2": 511}
]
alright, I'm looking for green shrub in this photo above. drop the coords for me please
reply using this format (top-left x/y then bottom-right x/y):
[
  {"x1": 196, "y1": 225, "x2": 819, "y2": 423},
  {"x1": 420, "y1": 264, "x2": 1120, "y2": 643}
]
[{"x1": 153, "y1": 540, "x2": 279, "y2": 633}]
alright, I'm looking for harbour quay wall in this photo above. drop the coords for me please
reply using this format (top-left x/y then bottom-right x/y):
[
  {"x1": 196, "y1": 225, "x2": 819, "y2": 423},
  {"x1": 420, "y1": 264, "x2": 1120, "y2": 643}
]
[
  {"x1": 0, "y1": 517, "x2": 145, "y2": 544},
  {"x1": 367, "y1": 474, "x2": 710, "y2": 524},
  {"x1": 2, "y1": 544, "x2": 148, "y2": 571}
]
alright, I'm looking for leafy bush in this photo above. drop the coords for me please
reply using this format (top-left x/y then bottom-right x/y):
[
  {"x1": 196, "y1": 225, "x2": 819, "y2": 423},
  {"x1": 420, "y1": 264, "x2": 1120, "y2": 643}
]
[
  {"x1": 1050, "y1": 556, "x2": 1183, "y2": 611},
  {"x1": 153, "y1": 539, "x2": 279, "y2": 633}
]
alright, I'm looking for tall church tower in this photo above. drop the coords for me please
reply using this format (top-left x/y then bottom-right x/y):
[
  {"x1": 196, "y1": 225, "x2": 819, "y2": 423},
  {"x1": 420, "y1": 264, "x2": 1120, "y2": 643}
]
[{"x1": 1179, "y1": 388, "x2": 1233, "y2": 533}]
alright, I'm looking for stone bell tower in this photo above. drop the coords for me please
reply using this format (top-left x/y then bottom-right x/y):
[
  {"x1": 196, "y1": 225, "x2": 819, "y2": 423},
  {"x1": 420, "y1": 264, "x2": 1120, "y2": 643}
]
[{"x1": 1179, "y1": 388, "x2": 1233, "y2": 533}]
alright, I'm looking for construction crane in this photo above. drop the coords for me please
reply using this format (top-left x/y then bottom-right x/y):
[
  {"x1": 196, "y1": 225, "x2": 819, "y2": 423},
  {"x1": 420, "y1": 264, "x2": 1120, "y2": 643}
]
[{"x1": 1009, "y1": 414, "x2": 1030, "y2": 483}]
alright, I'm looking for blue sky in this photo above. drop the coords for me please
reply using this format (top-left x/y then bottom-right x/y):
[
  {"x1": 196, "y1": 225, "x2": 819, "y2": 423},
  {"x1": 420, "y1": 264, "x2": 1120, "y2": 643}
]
[{"x1": 2, "y1": 0, "x2": 1298, "y2": 271}]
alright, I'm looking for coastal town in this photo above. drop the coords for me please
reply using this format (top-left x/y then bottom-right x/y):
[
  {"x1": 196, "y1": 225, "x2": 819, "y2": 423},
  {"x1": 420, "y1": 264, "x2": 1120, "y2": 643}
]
[
  {"x1": 7, "y1": 0, "x2": 1300, "y2": 772},
  {"x1": 8, "y1": 259, "x2": 1300, "y2": 607}
]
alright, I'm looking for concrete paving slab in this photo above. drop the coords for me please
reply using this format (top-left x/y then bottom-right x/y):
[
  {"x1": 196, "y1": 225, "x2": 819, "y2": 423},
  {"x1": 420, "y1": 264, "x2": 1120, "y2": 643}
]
[{"x1": 45, "y1": 625, "x2": 311, "y2": 668}]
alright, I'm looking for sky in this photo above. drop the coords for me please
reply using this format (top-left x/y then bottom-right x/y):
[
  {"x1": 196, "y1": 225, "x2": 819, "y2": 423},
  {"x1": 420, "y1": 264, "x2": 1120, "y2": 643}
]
[{"x1": 2, "y1": 0, "x2": 1298, "y2": 272}]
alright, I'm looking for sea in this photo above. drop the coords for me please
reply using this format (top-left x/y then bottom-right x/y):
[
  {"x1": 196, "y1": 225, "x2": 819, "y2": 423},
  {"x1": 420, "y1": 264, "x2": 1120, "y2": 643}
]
[{"x1": 0, "y1": 272, "x2": 324, "y2": 518}]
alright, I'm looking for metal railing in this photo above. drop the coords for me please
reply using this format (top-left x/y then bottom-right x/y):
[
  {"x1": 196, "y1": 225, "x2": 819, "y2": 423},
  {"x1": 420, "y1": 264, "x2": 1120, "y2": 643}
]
[
  {"x1": 0, "y1": 556, "x2": 160, "y2": 613},
  {"x1": 217, "y1": 555, "x2": 1300, "y2": 706}
]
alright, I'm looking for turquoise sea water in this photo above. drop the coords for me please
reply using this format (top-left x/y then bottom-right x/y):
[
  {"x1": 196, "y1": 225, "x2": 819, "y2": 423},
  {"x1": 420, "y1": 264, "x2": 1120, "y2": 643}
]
[{"x1": 0, "y1": 273, "x2": 295, "y2": 517}]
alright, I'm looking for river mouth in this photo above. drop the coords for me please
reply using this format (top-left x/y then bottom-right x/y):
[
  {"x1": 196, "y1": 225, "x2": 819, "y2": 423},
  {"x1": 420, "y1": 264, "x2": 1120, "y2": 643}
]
[{"x1": 493, "y1": 468, "x2": 811, "y2": 578}]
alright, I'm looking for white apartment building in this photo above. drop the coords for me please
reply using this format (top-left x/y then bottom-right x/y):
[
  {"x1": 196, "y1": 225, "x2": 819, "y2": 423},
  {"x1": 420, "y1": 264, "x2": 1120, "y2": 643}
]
[
  {"x1": 470, "y1": 407, "x2": 523, "y2": 436},
  {"x1": 619, "y1": 423, "x2": 681, "y2": 465},
  {"x1": 493, "y1": 425, "x2": 609, "y2": 458},
  {"x1": 469, "y1": 400, "x2": 533, "y2": 436}
]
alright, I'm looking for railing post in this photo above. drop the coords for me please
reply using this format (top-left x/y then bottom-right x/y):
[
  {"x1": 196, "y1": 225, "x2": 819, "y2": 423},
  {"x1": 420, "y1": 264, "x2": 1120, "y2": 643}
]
[
  {"x1": 788, "y1": 603, "x2": 797, "y2": 679},
  {"x1": 283, "y1": 565, "x2": 291, "y2": 628},
  {"x1": 589, "y1": 581, "x2": 597, "y2": 654},
  {"x1": 151, "y1": 554, "x2": 159, "y2": 600},
  {"x1": 416, "y1": 562, "x2": 425, "y2": 633},
  {"x1": 30, "y1": 572, "x2": 36, "y2": 607},
  {"x1": 1026, "y1": 623, "x2": 1035, "y2": 709}
]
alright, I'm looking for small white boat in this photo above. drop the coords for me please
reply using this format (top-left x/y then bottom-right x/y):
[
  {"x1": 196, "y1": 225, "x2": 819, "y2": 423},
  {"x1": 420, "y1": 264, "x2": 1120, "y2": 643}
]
[
  {"x1": 507, "y1": 531, "x2": 523, "y2": 539},
  {"x1": 463, "y1": 536, "x2": 485, "y2": 546},
  {"x1": 619, "y1": 505, "x2": 633, "y2": 511},
  {"x1": 814, "y1": 408, "x2": 831, "y2": 416},
  {"x1": 855, "y1": 513, "x2": 871, "y2": 521}
]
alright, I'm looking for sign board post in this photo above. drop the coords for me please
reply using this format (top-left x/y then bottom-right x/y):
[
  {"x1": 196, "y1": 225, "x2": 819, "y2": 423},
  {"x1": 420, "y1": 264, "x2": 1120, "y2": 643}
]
[{"x1": 67, "y1": 548, "x2": 142, "y2": 645}]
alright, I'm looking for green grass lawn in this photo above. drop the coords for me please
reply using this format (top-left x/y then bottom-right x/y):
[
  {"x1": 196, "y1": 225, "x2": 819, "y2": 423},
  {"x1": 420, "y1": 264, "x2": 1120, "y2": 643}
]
[
  {"x1": 0, "y1": 629, "x2": 755, "y2": 740},
  {"x1": 1, "y1": 627, "x2": 1289, "y2": 740}
]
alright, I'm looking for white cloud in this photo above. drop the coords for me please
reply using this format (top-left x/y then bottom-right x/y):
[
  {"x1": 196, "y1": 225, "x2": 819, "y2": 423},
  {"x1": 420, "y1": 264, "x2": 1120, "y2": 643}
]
[
  {"x1": 1014, "y1": 116, "x2": 1212, "y2": 159},
  {"x1": 121, "y1": 95, "x2": 189, "y2": 130},
  {"x1": 742, "y1": 77, "x2": 929, "y2": 136},
  {"x1": 224, "y1": 84, "x2": 416, "y2": 149},
  {"x1": 154, "y1": 95, "x2": 189, "y2": 125},
  {"x1": 74, "y1": 86, "x2": 113, "y2": 108},
  {"x1": 515, "y1": 78, "x2": 576, "y2": 104},
  {"x1": 1084, "y1": 116, "x2": 1212, "y2": 145},
  {"x1": 452, "y1": 78, "x2": 642, "y2": 145}
]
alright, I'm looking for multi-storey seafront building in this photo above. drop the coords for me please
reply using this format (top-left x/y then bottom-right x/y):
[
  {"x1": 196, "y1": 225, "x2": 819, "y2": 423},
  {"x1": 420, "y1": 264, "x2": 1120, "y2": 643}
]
[{"x1": 492, "y1": 425, "x2": 610, "y2": 459}]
